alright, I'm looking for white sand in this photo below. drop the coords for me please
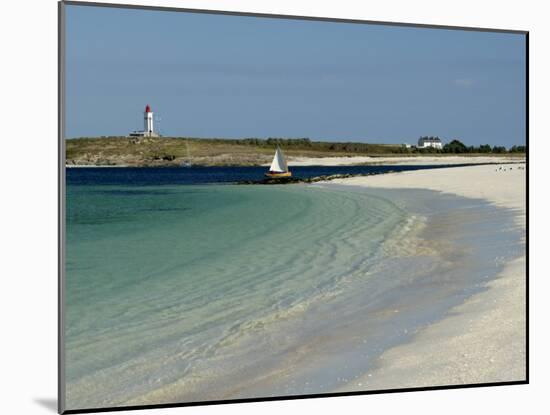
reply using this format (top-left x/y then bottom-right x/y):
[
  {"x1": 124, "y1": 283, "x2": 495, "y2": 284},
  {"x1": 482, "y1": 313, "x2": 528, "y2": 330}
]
[
  {"x1": 331, "y1": 163, "x2": 526, "y2": 390},
  {"x1": 286, "y1": 155, "x2": 525, "y2": 166}
]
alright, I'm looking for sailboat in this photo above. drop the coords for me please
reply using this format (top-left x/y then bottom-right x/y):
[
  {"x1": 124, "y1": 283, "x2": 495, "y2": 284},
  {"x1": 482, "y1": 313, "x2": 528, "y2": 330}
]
[{"x1": 265, "y1": 147, "x2": 292, "y2": 178}]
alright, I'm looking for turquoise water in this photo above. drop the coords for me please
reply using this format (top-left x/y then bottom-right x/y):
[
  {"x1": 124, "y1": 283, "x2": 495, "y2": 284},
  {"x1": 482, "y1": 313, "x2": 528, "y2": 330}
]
[
  {"x1": 65, "y1": 183, "x2": 409, "y2": 408},
  {"x1": 64, "y1": 181, "x2": 524, "y2": 409}
]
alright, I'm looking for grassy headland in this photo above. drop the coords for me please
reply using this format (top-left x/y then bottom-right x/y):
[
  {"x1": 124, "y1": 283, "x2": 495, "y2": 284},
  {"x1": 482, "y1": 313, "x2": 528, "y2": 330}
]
[{"x1": 66, "y1": 136, "x2": 526, "y2": 167}]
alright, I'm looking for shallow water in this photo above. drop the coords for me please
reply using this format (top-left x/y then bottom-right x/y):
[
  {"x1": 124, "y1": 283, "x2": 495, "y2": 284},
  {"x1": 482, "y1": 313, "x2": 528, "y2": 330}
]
[{"x1": 64, "y1": 178, "x2": 523, "y2": 409}]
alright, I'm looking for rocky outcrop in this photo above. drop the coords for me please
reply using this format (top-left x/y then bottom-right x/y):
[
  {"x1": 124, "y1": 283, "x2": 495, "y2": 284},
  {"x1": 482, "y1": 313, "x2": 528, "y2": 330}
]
[{"x1": 238, "y1": 172, "x2": 392, "y2": 185}]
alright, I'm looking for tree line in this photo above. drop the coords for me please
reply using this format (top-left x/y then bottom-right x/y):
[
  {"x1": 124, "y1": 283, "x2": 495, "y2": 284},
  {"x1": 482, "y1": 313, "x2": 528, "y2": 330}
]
[
  {"x1": 236, "y1": 137, "x2": 526, "y2": 154},
  {"x1": 417, "y1": 139, "x2": 526, "y2": 154}
]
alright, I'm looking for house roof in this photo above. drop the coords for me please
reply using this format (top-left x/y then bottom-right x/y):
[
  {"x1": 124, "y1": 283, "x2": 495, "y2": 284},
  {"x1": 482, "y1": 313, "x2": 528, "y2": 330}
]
[{"x1": 419, "y1": 137, "x2": 442, "y2": 142}]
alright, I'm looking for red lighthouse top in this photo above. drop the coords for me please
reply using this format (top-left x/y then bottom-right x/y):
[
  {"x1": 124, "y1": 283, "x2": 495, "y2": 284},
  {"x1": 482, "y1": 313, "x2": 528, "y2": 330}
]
[{"x1": 145, "y1": 104, "x2": 151, "y2": 113}]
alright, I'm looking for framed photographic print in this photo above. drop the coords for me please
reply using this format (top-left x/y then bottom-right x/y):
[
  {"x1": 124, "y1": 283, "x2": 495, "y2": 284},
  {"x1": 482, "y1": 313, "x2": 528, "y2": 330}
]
[{"x1": 59, "y1": 1, "x2": 528, "y2": 413}]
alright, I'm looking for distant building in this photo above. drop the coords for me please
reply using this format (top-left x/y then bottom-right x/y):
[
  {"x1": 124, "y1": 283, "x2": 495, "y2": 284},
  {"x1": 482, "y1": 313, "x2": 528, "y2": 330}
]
[
  {"x1": 417, "y1": 136, "x2": 443, "y2": 149},
  {"x1": 129, "y1": 104, "x2": 160, "y2": 137}
]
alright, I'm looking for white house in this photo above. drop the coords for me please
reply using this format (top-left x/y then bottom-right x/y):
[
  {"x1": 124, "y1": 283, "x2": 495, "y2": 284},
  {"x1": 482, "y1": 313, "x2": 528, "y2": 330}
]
[{"x1": 417, "y1": 136, "x2": 443, "y2": 149}]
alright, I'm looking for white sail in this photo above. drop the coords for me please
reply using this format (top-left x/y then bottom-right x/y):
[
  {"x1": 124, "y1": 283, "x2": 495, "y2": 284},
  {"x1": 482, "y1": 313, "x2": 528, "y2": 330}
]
[{"x1": 269, "y1": 147, "x2": 288, "y2": 173}]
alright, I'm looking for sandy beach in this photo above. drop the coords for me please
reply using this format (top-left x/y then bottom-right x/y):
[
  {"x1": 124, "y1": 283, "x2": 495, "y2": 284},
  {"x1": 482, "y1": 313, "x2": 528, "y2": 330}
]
[
  {"x1": 286, "y1": 155, "x2": 525, "y2": 167},
  {"x1": 330, "y1": 163, "x2": 527, "y2": 390}
]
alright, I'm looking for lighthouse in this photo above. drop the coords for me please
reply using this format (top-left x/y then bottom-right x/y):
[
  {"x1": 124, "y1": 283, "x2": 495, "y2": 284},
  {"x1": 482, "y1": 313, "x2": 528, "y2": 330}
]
[
  {"x1": 129, "y1": 104, "x2": 160, "y2": 137},
  {"x1": 144, "y1": 104, "x2": 154, "y2": 136}
]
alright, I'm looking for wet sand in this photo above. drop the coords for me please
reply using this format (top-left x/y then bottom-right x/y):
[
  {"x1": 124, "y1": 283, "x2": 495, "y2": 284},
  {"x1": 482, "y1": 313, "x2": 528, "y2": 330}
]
[{"x1": 330, "y1": 163, "x2": 526, "y2": 390}]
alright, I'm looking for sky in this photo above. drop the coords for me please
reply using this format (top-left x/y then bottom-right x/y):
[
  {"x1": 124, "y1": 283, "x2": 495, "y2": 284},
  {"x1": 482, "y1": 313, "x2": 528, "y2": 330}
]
[{"x1": 65, "y1": 4, "x2": 526, "y2": 147}]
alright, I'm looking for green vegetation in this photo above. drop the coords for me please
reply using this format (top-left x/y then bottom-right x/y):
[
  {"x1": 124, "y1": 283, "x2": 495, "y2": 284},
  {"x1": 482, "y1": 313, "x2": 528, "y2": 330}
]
[
  {"x1": 414, "y1": 138, "x2": 525, "y2": 155},
  {"x1": 509, "y1": 145, "x2": 527, "y2": 153},
  {"x1": 65, "y1": 136, "x2": 526, "y2": 167},
  {"x1": 441, "y1": 139, "x2": 506, "y2": 154}
]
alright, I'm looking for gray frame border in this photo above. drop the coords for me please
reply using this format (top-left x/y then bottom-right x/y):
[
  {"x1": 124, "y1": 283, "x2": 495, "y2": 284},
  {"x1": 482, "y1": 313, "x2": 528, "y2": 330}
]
[
  {"x1": 61, "y1": 0, "x2": 528, "y2": 34},
  {"x1": 58, "y1": 1, "x2": 67, "y2": 413},
  {"x1": 58, "y1": 1, "x2": 529, "y2": 414}
]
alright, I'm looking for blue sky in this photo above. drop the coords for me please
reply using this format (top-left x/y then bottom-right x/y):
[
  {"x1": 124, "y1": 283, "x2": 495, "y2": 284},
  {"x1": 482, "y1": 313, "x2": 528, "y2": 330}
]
[{"x1": 65, "y1": 4, "x2": 526, "y2": 146}]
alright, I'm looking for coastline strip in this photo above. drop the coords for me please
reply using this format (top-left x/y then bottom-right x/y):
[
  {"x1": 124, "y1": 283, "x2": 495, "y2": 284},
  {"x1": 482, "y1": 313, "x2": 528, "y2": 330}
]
[{"x1": 329, "y1": 164, "x2": 527, "y2": 389}]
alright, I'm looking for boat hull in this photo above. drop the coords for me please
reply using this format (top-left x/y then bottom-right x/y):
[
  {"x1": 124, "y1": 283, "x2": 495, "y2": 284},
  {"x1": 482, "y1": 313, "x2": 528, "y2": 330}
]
[{"x1": 265, "y1": 171, "x2": 292, "y2": 178}]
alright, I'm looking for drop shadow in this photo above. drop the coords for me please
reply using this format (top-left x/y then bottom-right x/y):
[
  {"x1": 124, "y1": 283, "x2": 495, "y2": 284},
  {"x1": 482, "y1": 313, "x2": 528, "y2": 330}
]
[{"x1": 34, "y1": 398, "x2": 57, "y2": 412}]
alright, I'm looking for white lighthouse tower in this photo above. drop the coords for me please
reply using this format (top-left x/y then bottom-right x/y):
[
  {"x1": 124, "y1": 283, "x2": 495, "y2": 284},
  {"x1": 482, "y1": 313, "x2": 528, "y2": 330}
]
[
  {"x1": 129, "y1": 104, "x2": 159, "y2": 137},
  {"x1": 144, "y1": 104, "x2": 154, "y2": 136}
]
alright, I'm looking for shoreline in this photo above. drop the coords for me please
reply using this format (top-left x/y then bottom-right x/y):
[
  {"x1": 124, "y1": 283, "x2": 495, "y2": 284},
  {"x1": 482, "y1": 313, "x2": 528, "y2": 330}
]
[
  {"x1": 328, "y1": 164, "x2": 526, "y2": 390},
  {"x1": 115, "y1": 184, "x2": 520, "y2": 406},
  {"x1": 286, "y1": 154, "x2": 525, "y2": 167},
  {"x1": 65, "y1": 155, "x2": 525, "y2": 168}
]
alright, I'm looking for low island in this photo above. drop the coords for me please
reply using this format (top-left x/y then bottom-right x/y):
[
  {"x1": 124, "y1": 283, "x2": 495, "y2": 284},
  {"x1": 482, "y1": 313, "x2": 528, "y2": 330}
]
[{"x1": 65, "y1": 136, "x2": 526, "y2": 167}]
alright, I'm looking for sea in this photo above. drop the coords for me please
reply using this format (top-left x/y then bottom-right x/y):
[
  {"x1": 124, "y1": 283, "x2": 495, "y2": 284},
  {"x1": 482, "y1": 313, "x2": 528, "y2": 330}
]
[{"x1": 63, "y1": 165, "x2": 524, "y2": 409}]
